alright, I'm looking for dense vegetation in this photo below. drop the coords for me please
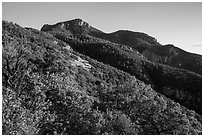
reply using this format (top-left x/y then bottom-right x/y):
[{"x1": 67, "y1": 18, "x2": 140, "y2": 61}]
[
  {"x1": 2, "y1": 20, "x2": 202, "y2": 135},
  {"x1": 46, "y1": 30, "x2": 202, "y2": 115}
]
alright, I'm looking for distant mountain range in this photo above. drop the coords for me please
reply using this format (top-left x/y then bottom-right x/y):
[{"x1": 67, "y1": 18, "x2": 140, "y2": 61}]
[{"x1": 2, "y1": 19, "x2": 202, "y2": 135}]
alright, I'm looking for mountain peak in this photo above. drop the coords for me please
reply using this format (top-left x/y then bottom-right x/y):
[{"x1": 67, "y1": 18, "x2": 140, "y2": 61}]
[
  {"x1": 65, "y1": 18, "x2": 90, "y2": 28},
  {"x1": 41, "y1": 18, "x2": 103, "y2": 35}
]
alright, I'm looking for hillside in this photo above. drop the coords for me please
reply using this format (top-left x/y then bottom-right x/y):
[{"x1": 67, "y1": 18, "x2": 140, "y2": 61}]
[
  {"x1": 101, "y1": 31, "x2": 202, "y2": 75},
  {"x1": 41, "y1": 20, "x2": 202, "y2": 115},
  {"x1": 2, "y1": 20, "x2": 202, "y2": 135}
]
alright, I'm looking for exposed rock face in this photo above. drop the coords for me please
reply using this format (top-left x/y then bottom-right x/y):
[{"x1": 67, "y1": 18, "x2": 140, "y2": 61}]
[
  {"x1": 142, "y1": 50, "x2": 163, "y2": 63},
  {"x1": 41, "y1": 18, "x2": 101, "y2": 36},
  {"x1": 74, "y1": 18, "x2": 90, "y2": 28},
  {"x1": 70, "y1": 56, "x2": 92, "y2": 71}
]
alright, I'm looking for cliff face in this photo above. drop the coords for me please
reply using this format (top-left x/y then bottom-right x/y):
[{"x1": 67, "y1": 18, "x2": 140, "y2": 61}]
[{"x1": 139, "y1": 45, "x2": 202, "y2": 75}]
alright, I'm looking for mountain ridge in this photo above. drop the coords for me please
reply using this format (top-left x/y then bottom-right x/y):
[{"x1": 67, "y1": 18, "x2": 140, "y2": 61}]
[
  {"x1": 40, "y1": 19, "x2": 202, "y2": 115},
  {"x1": 41, "y1": 18, "x2": 201, "y2": 75}
]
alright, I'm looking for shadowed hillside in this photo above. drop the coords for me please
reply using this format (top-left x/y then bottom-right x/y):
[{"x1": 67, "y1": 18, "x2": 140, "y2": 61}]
[{"x1": 42, "y1": 19, "x2": 202, "y2": 75}]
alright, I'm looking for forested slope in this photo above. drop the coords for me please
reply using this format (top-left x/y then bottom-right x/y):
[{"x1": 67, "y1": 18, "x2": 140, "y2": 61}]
[{"x1": 2, "y1": 20, "x2": 202, "y2": 135}]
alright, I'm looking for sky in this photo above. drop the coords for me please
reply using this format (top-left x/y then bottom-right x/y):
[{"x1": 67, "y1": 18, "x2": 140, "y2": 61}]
[{"x1": 2, "y1": 2, "x2": 202, "y2": 54}]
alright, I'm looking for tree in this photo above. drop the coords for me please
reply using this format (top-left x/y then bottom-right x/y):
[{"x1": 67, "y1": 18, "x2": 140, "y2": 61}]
[{"x1": 2, "y1": 40, "x2": 33, "y2": 95}]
